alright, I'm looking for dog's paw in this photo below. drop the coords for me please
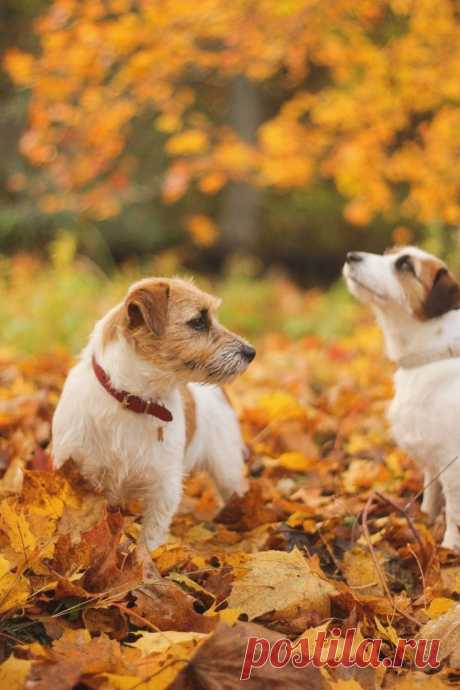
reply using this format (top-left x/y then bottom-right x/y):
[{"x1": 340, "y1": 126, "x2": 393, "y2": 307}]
[
  {"x1": 218, "y1": 478, "x2": 249, "y2": 503},
  {"x1": 142, "y1": 530, "x2": 168, "y2": 553},
  {"x1": 441, "y1": 532, "x2": 460, "y2": 552},
  {"x1": 134, "y1": 543, "x2": 161, "y2": 583},
  {"x1": 236, "y1": 477, "x2": 249, "y2": 497}
]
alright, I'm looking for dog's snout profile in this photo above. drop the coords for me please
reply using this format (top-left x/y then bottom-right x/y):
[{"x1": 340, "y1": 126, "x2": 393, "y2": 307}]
[
  {"x1": 346, "y1": 251, "x2": 363, "y2": 264},
  {"x1": 241, "y1": 344, "x2": 256, "y2": 362}
]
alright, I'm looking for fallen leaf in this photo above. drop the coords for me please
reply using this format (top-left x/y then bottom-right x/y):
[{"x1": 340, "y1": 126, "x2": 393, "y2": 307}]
[
  {"x1": 425, "y1": 597, "x2": 456, "y2": 619},
  {"x1": 169, "y1": 622, "x2": 326, "y2": 689},
  {"x1": 0, "y1": 656, "x2": 32, "y2": 690},
  {"x1": 0, "y1": 554, "x2": 30, "y2": 614},
  {"x1": 227, "y1": 549, "x2": 336, "y2": 624},
  {"x1": 130, "y1": 630, "x2": 209, "y2": 655},
  {"x1": 215, "y1": 482, "x2": 278, "y2": 531},
  {"x1": 342, "y1": 546, "x2": 385, "y2": 598},
  {"x1": 418, "y1": 603, "x2": 460, "y2": 669},
  {"x1": 278, "y1": 452, "x2": 313, "y2": 471},
  {"x1": 131, "y1": 580, "x2": 217, "y2": 633}
]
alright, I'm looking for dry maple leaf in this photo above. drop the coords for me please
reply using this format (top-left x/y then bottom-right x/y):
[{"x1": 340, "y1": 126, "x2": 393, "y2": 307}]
[
  {"x1": 227, "y1": 549, "x2": 337, "y2": 629},
  {"x1": 131, "y1": 580, "x2": 217, "y2": 634}
]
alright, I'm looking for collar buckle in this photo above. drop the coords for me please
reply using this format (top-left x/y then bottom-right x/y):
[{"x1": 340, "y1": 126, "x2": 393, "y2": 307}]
[{"x1": 122, "y1": 393, "x2": 134, "y2": 408}]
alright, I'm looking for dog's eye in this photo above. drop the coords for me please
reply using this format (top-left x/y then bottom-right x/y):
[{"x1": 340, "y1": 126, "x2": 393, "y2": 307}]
[
  {"x1": 187, "y1": 313, "x2": 208, "y2": 332},
  {"x1": 395, "y1": 255, "x2": 415, "y2": 274}
]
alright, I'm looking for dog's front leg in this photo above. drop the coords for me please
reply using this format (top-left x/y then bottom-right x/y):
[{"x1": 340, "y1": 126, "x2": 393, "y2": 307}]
[
  {"x1": 441, "y1": 464, "x2": 460, "y2": 551},
  {"x1": 206, "y1": 451, "x2": 248, "y2": 502},
  {"x1": 141, "y1": 469, "x2": 183, "y2": 552},
  {"x1": 420, "y1": 470, "x2": 443, "y2": 522}
]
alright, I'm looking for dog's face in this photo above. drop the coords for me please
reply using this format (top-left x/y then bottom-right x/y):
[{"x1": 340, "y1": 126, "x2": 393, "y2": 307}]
[
  {"x1": 104, "y1": 277, "x2": 255, "y2": 383},
  {"x1": 343, "y1": 246, "x2": 460, "y2": 320}
]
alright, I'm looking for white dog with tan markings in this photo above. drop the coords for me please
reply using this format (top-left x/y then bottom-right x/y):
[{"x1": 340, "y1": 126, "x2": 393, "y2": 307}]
[
  {"x1": 344, "y1": 246, "x2": 460, "y2": 550},
  {"x1": 52, "y1": 277, "x2": 255, "y2": 552}
]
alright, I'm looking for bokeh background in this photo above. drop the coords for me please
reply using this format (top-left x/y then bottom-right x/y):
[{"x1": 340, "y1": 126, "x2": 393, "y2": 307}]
[{"x1": 2, "y1": 0, "x2": 460, "y2": 352}]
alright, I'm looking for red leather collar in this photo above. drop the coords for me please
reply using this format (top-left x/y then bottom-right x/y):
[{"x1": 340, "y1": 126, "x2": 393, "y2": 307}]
[{"x1": 92, "y1": 356, "x2": 173, "y2": 422}]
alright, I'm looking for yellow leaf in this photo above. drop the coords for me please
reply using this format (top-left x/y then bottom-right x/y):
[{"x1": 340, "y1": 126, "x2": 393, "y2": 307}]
[
  {"x1": 257, "y1": 391, "x2": 306, "y2": 423},
  {"x1": 0, "y1": 555, "x2": 30, "y2": 614},
  {"x1": 155, "y1": 114, "x2": 181, "y2": 133},
  {"x1": 185, "y1": 523, "x2": 215, "y2": 543},
  {"x1": 287, "y1": 511, "x2": 311, "y2": 528},
  {"x1": 0, "y1": 498, "x2": 36, "y2": 554},
  {"x1": 169, "y1": 572, "x2": 215, "y2": 601},
  {"x1": 102, "y1": 675, "x2": 140, "y2": 690},
  {"x1": 4, "y1": 49, "x2": 35, "y2": 86},
  {"x1": 0, "y1": 457, "x2": 24, "y2": 496},
  {"x1": 152, "y1": 544, "x2": 192, "y2": 574},
  {"x1": 374, "y1": 616, "x2": 400, "y2": 646},
  {"x1": 218, "y1": 607, "x2": 243, "y2": 625},
  {"x1": 278, "y1": 452, "x2": 312, "y2": 471},
  {"x1": 0, "y1": 656, "x2": 32, "y2": 690},
  {"x1": 441, "y1": 566, "x2": 460, "y2": 594},
  {"x1": 103, "y1": 667, "x2": 186, "y2": 690},
  {"x1": 346, "y1": 434, "x2": 371, "y2": 455},
  {"x1": 228, "y1": 549, "x2": 336, "y2": 621},
  {"x1": 342, "y1": 546, "x2": 385, "y2": 597},
  {"x1": 166, "y1": 129, "x2": 208, "y2": 155},
  {"x1": 425, "y1": 597, "x2": 456, "y2": 619},
  {"x1": 385, "y1": 451, "x2": 404, "y2": 476},
  {"x1": 130, "y1": 630, "x2": 208, "y2": 656}
]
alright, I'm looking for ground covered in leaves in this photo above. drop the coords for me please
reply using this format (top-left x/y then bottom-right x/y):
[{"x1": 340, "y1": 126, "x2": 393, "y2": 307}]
[{"x1": 1, "y1": 321, "x2": 460, "y2": 689}]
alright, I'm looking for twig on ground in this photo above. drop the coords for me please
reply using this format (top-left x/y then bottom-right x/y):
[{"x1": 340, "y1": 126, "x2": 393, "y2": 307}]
[{"x1": 361, "y1": 493, "x2": 422, "y2": 628}]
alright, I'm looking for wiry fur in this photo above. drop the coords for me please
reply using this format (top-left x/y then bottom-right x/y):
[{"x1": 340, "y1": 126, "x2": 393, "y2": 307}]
[
  {"x1": 344, "y1": 246, "x2": 460, "y2": 550},
  {"x1": 52, "y1": 277, "x2": 255, "y2": 551}
]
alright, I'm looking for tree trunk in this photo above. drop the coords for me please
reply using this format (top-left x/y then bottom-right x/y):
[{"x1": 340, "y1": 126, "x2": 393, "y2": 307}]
[{"x1": 219, "y1": 75, "x2": 262, "y2": 254}]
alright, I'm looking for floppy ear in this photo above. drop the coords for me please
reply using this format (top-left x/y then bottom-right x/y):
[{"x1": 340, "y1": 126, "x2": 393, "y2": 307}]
[
  {"x1": 126, "y1": 284, "x2": 170, "y2": 335},
  {"x1": 423, "y1": 270, "x2": 460, "y2": 319}
]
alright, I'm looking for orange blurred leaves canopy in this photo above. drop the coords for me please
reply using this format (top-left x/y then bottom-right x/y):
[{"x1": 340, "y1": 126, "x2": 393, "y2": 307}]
[{"x1": 5, "y1": 0, "x2": 460, "y2": 226}]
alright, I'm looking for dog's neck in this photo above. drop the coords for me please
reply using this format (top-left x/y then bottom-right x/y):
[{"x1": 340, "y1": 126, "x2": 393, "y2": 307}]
[
  {"x1": 84, "y1": 308, "x2": 177, "y2": 401},
  {"x1": 373, "y1": 304, "x2": 460, "y2": 367}
]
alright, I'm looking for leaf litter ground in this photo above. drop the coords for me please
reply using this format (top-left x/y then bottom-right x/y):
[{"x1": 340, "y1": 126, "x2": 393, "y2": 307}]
[{"x1": 1, "y1": 321, "x2": 460, "y2": 688}]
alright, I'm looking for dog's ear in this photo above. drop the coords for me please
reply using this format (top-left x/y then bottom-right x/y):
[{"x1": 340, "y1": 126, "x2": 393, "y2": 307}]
[
  {"x1": 423, "y1": 269, "x2": 460, "y2": 319},
  {"x1": 126, "y1": 283, "x2": 170, "y2": 335}
]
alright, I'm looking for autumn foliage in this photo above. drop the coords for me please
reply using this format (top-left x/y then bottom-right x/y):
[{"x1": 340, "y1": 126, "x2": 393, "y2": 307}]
[
  {"x1": 1, "y1": 309, "x2": 460, "y2": 688},
  {"x1": 6, "y1": 0, "x2": 460, "y2": 229}
]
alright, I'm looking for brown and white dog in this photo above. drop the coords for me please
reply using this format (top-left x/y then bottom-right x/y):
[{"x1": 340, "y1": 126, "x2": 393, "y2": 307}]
[
  {"x1": 344, "y1": 246, "x2": 460, "y2": 550},
  {"x1": 52, "y1": 277, "x2": 255, "y2": 551}
]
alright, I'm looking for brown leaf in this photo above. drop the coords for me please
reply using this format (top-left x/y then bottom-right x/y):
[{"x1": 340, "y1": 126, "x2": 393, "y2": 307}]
[
  {"x1": 82, "y1": 606, "x2": 129, "y2": 639},
  {"x1": 215, "y1": 482, "x2": 279, "y2": 531},
  {"x1": 418, "y1": 602, "x2": 460, "y2": 669},
  {"x1": 169, "y1": 622, "x2": 327, "y2": 689},
  {"x1": 28, "y1": 630, "x2": 133, "y2": 690},
  {"x1": 131, "y1": 580, "x2": 217, "y2": 633}
]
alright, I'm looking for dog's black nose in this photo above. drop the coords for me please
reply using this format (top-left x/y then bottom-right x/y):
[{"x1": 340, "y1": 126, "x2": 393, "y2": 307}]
[
  {"x1": 346, "y1": 252, "x2": 363, "y2": 264},
  {"x1": 241, "y1": 344, "x2": 256, "y2": 363}
]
